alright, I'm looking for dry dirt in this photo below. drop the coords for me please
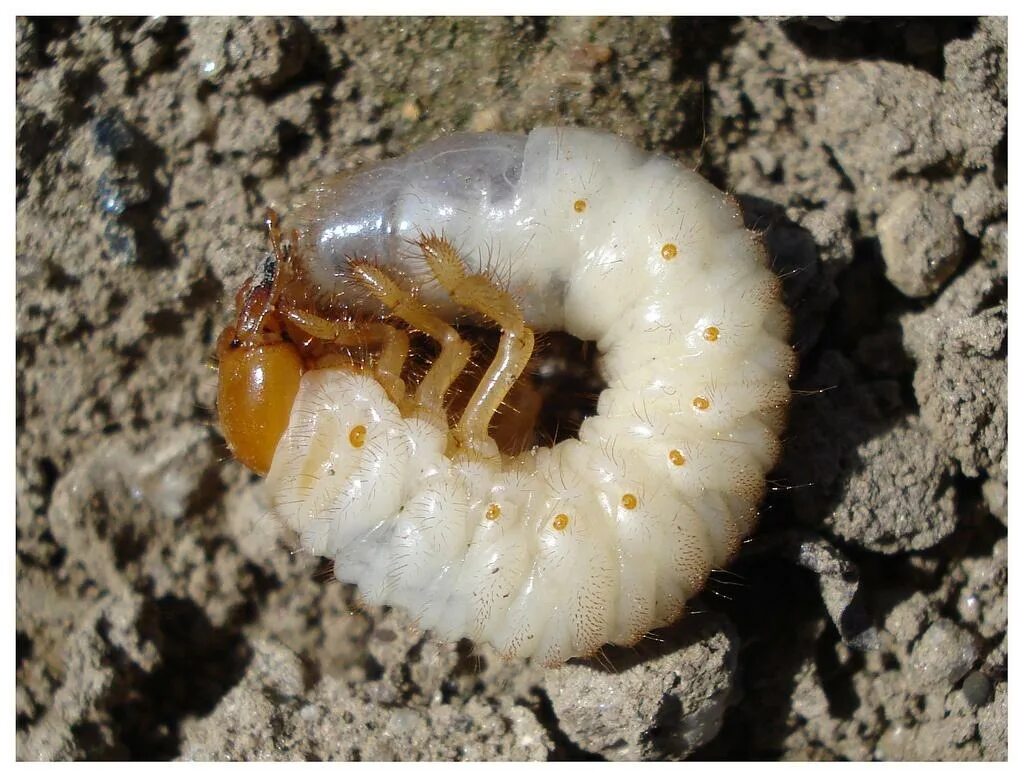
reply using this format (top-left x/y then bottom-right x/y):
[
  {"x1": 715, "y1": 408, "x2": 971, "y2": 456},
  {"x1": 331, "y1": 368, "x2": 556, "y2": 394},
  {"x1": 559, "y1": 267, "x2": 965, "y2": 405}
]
[{"x1": 16, "y1": 17, "x2": 1006, "y2": 760}]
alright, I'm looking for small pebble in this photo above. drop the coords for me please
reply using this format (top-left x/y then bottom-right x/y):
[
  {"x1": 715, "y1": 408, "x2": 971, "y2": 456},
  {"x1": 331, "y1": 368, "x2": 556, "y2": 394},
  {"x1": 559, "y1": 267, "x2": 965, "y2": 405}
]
[
  {"x1": 400, "y1": 98, "x2": 422, "y2": 122},
  {"x1": 544, "y1": 615, "x2": 737, "y2": 760},
  {"x1": 910, "y1": 618, "x2": 979, "y2": 688},
  {"x1": 92, "y1": 110, "x2": 137, "y2": 156},
  {"x1": 961, "y1": 670, "x2": 991, "y2": 708},
  {"x1": 97, "y1": 174, "x2": 127, "y2": 215},
  {"x1": 103, "y1": 220, "x2": 138, "y2": 264},
  {"x1": 877, "y1": 190, "x2": 965, "y2": 297}
]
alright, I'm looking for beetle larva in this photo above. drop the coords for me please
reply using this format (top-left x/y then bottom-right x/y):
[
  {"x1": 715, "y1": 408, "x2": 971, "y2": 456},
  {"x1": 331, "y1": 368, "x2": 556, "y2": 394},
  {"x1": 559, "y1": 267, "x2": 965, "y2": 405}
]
[{"x1": 217, "y1": 127, "x2": 794, "y2": 665}]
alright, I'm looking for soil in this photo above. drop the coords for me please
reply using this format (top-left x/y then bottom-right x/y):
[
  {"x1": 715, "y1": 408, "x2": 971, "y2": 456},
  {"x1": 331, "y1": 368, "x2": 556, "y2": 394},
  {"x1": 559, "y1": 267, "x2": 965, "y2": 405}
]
[{"x1": 16, "y1": 16, "x2": 1007, "y2": 760}]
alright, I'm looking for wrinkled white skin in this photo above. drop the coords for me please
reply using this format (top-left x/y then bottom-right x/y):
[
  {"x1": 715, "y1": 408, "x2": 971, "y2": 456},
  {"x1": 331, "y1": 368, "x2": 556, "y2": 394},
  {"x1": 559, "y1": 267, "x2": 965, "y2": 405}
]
[{"x1": 267, "y1": 128, "x2": 793, "y2": 664}]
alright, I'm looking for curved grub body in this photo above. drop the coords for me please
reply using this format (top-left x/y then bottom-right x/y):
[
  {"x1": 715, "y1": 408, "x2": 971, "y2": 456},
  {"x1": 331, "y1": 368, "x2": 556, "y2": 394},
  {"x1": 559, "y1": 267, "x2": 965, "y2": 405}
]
[{"x1": 265, "y1": 127, "x2": 794, "y2": 665}]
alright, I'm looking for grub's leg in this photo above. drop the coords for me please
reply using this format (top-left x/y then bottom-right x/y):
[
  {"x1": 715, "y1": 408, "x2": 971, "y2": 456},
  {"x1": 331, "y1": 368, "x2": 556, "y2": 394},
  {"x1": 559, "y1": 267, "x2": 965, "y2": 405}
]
[
  {"x1": 348, "y1": 261, "x2": 472, "y2": 423},
  {"x1": 370, "y1": 323, "x2": 411, "y2": 404},
  {"x1": 280, "y1": 307, "x2": 409, "y2": 406},
  {"x1": 416, "y1": 233, "x2": 535, "y2": 457}
]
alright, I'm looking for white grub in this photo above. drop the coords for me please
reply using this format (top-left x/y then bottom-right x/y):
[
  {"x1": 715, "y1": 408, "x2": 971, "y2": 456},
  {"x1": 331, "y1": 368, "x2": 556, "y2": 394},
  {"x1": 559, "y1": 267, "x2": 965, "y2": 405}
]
[{"x1": 266, "y1": 128, "x2": 794, "y2": 664}]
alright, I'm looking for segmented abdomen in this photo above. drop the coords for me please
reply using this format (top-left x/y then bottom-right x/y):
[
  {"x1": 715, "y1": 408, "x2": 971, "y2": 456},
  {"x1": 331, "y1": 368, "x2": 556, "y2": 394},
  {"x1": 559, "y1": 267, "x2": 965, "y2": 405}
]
[{"x1": 268, "y1": 128, "x2": 793, "y2": 665}]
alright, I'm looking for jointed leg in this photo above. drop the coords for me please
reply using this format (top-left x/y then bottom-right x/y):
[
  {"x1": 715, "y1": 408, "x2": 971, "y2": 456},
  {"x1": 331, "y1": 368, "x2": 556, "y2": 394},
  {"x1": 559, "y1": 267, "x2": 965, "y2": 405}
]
[
  {"x1": 416, "y1": 233, "x2": 535, "y2": 456},
  {"x1": 348, "y1": 261, "x2": 472, "y2": 425},
  {"x1": 279, "y1": 307, "x2": 409, "y2": 407},
  {"x1": 372, "y1": 324, "x2": 411, "y2": 407}
]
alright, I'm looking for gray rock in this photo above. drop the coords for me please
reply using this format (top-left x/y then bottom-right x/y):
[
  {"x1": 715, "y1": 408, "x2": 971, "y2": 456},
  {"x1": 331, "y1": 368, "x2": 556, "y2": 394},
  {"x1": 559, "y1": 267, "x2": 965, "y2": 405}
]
[
  {"x1": 188, "y1": 17, "x2": 310, "y2": 93},
  {"x1": 961, "y1": 671, "x2": 992, "y2": 708},
  {"x1": 954, "y1": 537, "x2": 1007, "y2": 640},
  {"x1": 791, "y1": 535, "x2": 878, "y2": 650},
  {"x1": 982, "y1": 477, "x2": 1008, "y2": 526},
  {"x1": 902, "y1": 222, "x2": 1007, "y2": 482},
  {"x1": 543, "y1": 615, "x2": 737, "y2": 760},
  {"x1": 816, "y1": 61, "x2": 948, "y2": 218},
  {"x1": 878, "y1": 190, "x2": 964, "y2": 297},
  {"x1": 884, "y1": 591, "x2": 937, "y2": 645},
  {"x1": 941, "y1": 17, "x2": 1007, "y2": 169},
  {"x1": 910, "y1": 619, "x2": 979, "y2": 688},
  {"x1": 827, "y1": 417, "x2": 959, "y2": 553},
  {"x1": 747, "y1": 531, "x2": 878, "y2": 649},
  {"x1": 952, "y1": 171, "x2": 1007, "y2": 237},
  {"x1": 976, "y1": 683, "x2": 1007, "y2": 760}
]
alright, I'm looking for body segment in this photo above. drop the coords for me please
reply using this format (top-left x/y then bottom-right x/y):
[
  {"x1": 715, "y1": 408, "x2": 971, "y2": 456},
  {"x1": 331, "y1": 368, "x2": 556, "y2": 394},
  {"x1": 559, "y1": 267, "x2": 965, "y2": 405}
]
[{"x1": 221, "y1": 127, "x2": 794, "y2": 664}]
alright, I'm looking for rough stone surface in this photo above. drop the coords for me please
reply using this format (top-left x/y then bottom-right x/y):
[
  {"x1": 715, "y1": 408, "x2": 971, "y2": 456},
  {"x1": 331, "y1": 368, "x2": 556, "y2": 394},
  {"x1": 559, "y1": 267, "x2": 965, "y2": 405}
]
[
  {"x1": 816, "y1": 61, "x2": 950, "y2": 220},
  {"x1": 178, "y1": 638, "x2": 553, "y2": 760},
  {"x1": 877, "y1": 190, "x2": 964, "y2": 297},
  {"x1": 18, "y1": 16, "x2": 1006, "y2": 761},
  {"x1": 910, "y1": 619, "x2": 980, "y2": 688},
  {"x1": 825, "y1": 417, "x2": 960, "y2": 553},
  {"x1": 545, "y1": 615, "x2": 738, "y2": 760},
  {"x1": 754, "y1": 532, "x2": 879, "y2": 651},
  {"x1": 902, "y1": 221, "x2": 1007, "y2": 484},
  {"x1": 960, "y1": 671, "x2": 991, "y2": 709}
]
